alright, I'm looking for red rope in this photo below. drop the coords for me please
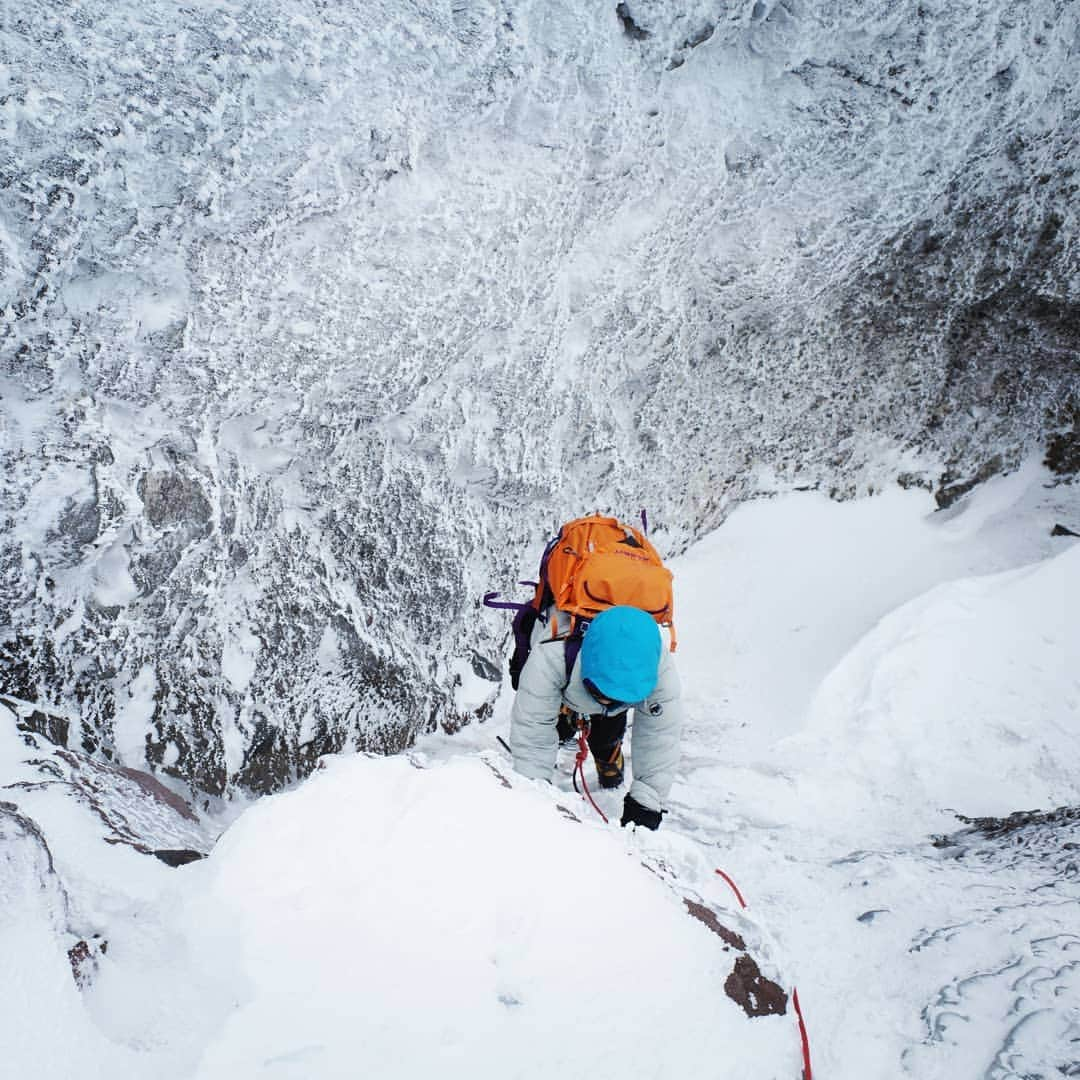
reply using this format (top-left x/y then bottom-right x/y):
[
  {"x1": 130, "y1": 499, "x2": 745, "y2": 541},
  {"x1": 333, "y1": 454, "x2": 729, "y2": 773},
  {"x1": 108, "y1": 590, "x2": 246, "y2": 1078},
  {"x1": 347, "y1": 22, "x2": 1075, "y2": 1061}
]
[
  {"x1": 793, "y1": 988, "x2": 813, "y2": 1080},
  {"x1": 714, "y1": 868, "x2": 748, "y2": 909},
  {"x1": 573, "y1": 724, "x2": 608, "y2": 823},
  {"x1": 714, "y1": 869, "x2": 811, "y2": 1079}
]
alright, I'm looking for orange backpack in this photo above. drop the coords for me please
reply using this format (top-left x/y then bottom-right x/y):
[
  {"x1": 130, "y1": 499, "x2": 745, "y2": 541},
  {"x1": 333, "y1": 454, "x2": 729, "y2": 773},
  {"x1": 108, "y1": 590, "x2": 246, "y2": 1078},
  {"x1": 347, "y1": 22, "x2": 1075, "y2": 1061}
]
[
  {"x1": 533, "y1": 514, "x2": 676, "y2": 645},
  {"x1": 484, "y1": 513, "x2": 676, "y2": 690}
]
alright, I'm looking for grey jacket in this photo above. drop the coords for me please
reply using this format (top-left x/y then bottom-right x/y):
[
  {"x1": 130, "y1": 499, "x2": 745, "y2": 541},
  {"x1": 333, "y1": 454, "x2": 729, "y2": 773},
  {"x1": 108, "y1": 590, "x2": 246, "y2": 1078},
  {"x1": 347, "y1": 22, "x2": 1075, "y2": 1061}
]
[{"x1": 509, "y1": 610, "x2": 684, "y2": 812}]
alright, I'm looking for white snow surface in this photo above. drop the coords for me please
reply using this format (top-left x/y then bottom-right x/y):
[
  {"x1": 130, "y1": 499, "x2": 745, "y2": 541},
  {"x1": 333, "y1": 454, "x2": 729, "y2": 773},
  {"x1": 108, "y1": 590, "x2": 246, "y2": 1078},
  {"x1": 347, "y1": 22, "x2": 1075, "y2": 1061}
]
[{"x1": 3, "y1": 471, "x2": 1080, "y2": 1077}]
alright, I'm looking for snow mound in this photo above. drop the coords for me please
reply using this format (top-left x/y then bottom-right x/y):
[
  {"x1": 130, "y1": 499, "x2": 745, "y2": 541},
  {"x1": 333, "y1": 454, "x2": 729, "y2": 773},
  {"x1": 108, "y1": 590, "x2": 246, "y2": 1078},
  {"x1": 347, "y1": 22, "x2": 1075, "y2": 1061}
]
[
  {"x1": 787, "y1": 540, "x2": 1080, "y2": 843},
  {"x1": 171, "y1": 753, "x2": 799, "y2": 1078}
]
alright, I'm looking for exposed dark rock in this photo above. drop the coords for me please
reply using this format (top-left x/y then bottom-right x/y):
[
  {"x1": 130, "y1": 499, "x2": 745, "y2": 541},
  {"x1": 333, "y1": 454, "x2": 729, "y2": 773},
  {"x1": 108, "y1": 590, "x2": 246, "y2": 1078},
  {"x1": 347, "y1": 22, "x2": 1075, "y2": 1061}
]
[
  {"x1": 0, "y1": 634, "x2": 60, "y2": 708},
  {"x1": 679, "y1": 894, "x2": 791, "y2": 1017},
  {"x1": 482, "y1": 757, "x2": 513, "y2": 790},
  {"x1": 235, "y1": 716, "x2": 294, "y2": 795},
  {"x1": 615, "y1": 3, "x2": 649, "y2": 41},
  {"x1": 1045, "y1": 399, "x2": 1080, "y2": 477},
  {"x1": 440, "y1": 697, "x2": 494, "y2": 736},
  {"x1": 683, "y1": 898, "x2": 746, "y2": 951},
  {"x1": 146, "y1": 676, "x2": 227, "y2": 796},
  {"x1": 935, "y1": 456, "x2": 1005, "y2": 510},
  {"x1": 137, "y1": 470, "x2": 212, "y2": 529},
  {"x1": 857, "y1": 908, "x2": 889, "y2": 923},
  {"x1": 152, "y1": 848, "x2": 205, "y2": 866},
  {"x1": 724, "y1": 954, "x2": 789, "y2": 1018},
  {"x1": 53, "y1": 496, "x2": 101, "y2": 548},
  {"x1": 933, "y1": 806, "x2": 1080, "y2": 880},
  {"x1": 897, "y1": 472, "x2": 932, "y2": 492},
  {"x1": 23, "y1": 709, "x2": 71, "y2": 746},
  {"x1": 5, "y1": 696, "x2": 71, "y2": 747},
  {"x1": 117, "y1": 764, "x2": 200, "y2": 822},
  {"x1": 952, "y1": 805, "x2": 1080, "y2": 841},
  {"x1": 68, "y1": 935, "x2": 107, "y2": 989},
  {"x1": 1051, "y1": 523, "x2": 1079, "y2": 537},
  {"x1": 129, "y1": 538, "x2": 186, "y2": 593},
  {"x1": 70, "y1": 648, "x2": 117, "y2": 753},
  {"x1": 470, "y1": 651, "x2": 501, "y2": 682}
]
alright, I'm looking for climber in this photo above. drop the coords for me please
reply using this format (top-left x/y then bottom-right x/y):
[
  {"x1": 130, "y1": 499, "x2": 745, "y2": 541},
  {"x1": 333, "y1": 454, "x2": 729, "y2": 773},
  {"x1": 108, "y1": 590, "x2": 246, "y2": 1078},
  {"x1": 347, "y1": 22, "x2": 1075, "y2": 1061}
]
[{"x1": 509, "y1": 604, "x2": 684, "y2": 830}]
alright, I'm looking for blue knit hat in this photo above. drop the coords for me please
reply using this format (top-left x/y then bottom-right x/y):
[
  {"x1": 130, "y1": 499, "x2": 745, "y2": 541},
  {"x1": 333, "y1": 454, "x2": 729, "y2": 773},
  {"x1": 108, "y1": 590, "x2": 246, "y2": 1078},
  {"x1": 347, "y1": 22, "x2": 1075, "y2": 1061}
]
[{"x1": 580, "y1": 606, "x2": 662, "y2": 704}]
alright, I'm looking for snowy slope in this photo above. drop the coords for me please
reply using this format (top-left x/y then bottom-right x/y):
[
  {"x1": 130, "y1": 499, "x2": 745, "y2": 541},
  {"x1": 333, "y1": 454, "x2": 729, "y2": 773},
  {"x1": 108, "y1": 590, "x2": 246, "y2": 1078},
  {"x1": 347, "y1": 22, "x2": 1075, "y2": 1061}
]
[
  {"x1": 162, "y1": 755, "x2": 798, "y2": 1079},
  {"x1": 436, "y1": 466, "x2": 1080, "y2": 1077},
  {"x1": 3, "y1": 471, "x2": 1077, "y2": 1078},
  {"x1": 1, "y1": 725, "x2": 801, "y2": 1080},
  {"x1": 3, "y1": 0, "x2": 1077, "y2": 794},
  {"x1": 665, "y1": 466, "x2": 1080, "y2": 1077}
]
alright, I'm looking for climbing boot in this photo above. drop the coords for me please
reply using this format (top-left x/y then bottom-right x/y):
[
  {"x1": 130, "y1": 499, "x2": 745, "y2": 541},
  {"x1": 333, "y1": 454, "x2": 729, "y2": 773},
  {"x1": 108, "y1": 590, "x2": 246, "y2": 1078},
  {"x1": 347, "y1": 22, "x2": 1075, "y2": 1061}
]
[{"x1": 594, "y1": 744, "x2": 624, "y2": 789}]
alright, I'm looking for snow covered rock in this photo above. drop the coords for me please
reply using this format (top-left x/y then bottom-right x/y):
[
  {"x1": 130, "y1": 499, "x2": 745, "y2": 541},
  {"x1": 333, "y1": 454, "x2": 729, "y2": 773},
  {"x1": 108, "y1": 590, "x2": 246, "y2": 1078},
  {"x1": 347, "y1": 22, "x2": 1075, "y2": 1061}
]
[
  {"x1": 137, "y1": 469, "x2": 213, "y2": 532},
  {"x1": 2, "y1": 0, "x2": 1077, "y2": 803},
  {"x1": 0, "y1": 797, "x2": 70, "y2": 929},
  {"x1": 0, "y1": 701, "x2": 220, "y2": 1076},
  {"x1": 3, "y1": 704, "x2": 210, "y2": 857}
]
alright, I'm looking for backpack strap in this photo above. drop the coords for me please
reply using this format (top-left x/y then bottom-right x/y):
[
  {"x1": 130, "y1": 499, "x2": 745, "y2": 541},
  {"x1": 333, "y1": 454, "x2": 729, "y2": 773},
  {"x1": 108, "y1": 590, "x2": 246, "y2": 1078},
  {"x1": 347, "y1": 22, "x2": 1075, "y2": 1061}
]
[
  {"x1": 507, "y1": 605, "x2": 540, "y2": 690},
  {"x1": 562, "y1": 622, "x2": 587, "y2": 689},
  {"x1": 538, "y1": 612, "x2": 588, "y2": 689}
]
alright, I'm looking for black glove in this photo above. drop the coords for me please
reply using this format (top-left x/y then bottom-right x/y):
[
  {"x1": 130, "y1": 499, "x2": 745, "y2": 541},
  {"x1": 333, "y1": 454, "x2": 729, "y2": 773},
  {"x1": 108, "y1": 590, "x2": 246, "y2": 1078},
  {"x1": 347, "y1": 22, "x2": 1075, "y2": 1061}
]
[{"x1": 621, "y1": 794, "x2": 663, "y2": 830}]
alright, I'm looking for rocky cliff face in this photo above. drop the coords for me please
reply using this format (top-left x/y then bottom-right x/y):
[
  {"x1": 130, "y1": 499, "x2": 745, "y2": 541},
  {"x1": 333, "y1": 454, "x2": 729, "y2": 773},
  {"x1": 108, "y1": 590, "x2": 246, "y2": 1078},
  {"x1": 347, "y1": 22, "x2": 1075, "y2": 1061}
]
[{"x1": 2, "y1": 0, "x2": 1076, "y2": 798}]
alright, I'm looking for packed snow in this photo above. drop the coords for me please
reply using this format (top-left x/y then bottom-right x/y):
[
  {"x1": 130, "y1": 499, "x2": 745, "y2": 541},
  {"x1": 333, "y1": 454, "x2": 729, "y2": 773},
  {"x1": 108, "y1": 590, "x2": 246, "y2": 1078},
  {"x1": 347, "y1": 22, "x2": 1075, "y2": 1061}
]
[{"x1": 3, "y1": 467, "x2": 1078, "y2": 1077}]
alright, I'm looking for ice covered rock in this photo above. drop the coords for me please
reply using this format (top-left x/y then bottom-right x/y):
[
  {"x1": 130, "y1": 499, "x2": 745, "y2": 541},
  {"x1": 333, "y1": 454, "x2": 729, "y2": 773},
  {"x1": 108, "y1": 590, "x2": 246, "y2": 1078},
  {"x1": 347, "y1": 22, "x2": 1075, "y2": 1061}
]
[{"x1": 2, "y1": 0, "x2": 1076, "y2": 799}]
